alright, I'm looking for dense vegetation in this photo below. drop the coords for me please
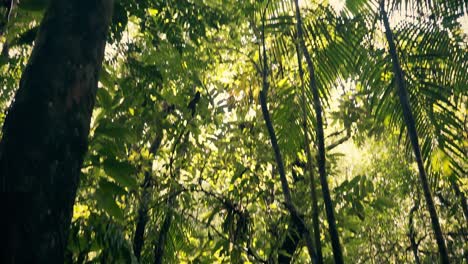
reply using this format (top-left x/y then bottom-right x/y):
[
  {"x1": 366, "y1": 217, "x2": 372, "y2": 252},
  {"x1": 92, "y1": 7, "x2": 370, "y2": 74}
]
[{"x1": 0, "y1": 0, "x2": 466, "y2": 263}]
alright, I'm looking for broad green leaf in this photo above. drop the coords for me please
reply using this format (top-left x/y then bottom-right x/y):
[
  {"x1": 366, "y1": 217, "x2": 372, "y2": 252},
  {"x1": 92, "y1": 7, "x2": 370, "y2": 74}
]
[
  {"x1": 102, "y1": 159, "x2": 138, "y2": 190},
  {"x1": 95, "y1": 188, "x2": 124, "y2": 221}
]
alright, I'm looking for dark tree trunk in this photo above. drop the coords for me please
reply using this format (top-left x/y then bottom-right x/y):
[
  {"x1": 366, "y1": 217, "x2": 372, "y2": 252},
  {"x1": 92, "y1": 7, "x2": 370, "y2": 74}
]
[
  {"x1": 0, "y1": 0, "x2": 113, "y2": 263},
  {"x1": 278, "y1": 218, "x2": 301, "y2": 263},
  {"x1": 292, "y1": 0, "x2": 343, "y2": 263},
  {"x1": 133, "y1": 171, "x2": 152, "y2": 261},
  {"x1": 409, "y1": 199, "x2": 421, "y2": 264},
  {"x1": 0, "y1": 0, "x2": 13, "y2": 36},
  {"x1": 294, "y1": 40, "x2": 324, "y2": 264},
  {"x1": 153, "y1": 199, "x2": 175, "y2": 264},
  {"x1": 153, "y1": 123, "x2": 191, "y2": 264},
  {"x1": 450, "y1": 179, "x2": 468, "y2": 223},
  {"x1": 258, "y1": 13, "x2": 317, "y2": 264},
  {"x1": 133, "y1": 134, "x2": 163, "y2": 261},
  {"x1": 380, "y1": 1, "x2": 449, "y2": 263}
]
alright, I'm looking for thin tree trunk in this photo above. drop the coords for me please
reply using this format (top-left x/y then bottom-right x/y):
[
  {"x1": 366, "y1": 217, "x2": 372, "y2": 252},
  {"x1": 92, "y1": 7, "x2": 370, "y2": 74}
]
[
  {"x1": 154, "y1": 196, "x2": 175, "y2": 264},
  {"x1": 133, "y1": 171, "x2": 151, "y2": 261},
  {"x1": 0, "y1": 0, "x2": 14, "y2": 36},
  {"x1": 1, "y1": 40, "x2": 8, "y2": 59},
  {"x1": 292, "y1": 0, "x2": 344, "y2": 262},
  {"x1": 278, "y1": 218, "x2": 301, "y2": 263},
  {"x1": 409, "y1": 199, "x2": 421, "y2": 264},
  {"x1": 0, "y1": 0, "x2": 113, "y2": 263},
  {"x1": 154, "y1": 122, "x2": 192, "y2": 263},
  {"x1": 380, "y1": 2, "x2": 449, "y2": 263},
  {"x1": 258, "y1": 12, "x2": 317, "y2": 264},
  {"x1": 1, "y1": 1, "x2": 17, "y2": 60},
  {"x1": 133, "y1": 134, "x2": 163, "y2": 261},
  {"x1": 450, "y1": 179, "x2": 468, "y2": 223},
  {"x1": 294, "y1": 40, "x2": 324, "y2": 264}
]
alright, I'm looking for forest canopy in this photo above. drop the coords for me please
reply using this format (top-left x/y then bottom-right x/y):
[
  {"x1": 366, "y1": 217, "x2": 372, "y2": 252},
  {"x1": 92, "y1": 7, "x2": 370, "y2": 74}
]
[{"x1": 0, "y1": 0, "x2": 466, "y2": 263}]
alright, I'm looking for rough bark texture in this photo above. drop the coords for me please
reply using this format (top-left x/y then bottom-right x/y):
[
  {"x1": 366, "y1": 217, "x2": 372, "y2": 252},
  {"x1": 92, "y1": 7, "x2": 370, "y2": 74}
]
[
  {"x1": 380, "y1": 1, "x2": 449, "y2": 263},
  {"x1": 0, "y1": 0, "x2": 113, "y2": 262},
  {"x1": 292, "y1": 0, "x2": 343, "y2": 263}
]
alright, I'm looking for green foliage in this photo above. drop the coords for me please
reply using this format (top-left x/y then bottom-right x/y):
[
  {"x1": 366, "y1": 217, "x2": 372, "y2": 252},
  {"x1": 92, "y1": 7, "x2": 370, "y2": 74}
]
[{"x1": 0, "y1": 0, "x2": 466, "y2": 263}]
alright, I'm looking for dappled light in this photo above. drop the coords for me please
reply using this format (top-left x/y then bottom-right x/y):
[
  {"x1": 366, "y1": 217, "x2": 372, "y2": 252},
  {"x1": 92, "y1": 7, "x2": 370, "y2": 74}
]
[{"x1": 0, "y1": 0, "x2": 466, "y2": 263}]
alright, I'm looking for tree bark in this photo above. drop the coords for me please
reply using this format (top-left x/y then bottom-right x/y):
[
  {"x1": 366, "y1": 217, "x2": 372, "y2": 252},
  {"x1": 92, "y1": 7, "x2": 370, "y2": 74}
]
[
  {"x1": 0, "y1": 0, "x2": 113, "y2": 263},
  {"x1": 380, "y1": 1, "x2": 450, "y2": 263},
  {"x1": 294, "y1": 40, "x2": 324, "y2": 264},
  {"x1": 292, "y1": 0, "x2": 343, "y2": 263},
  {"x1": 258, "y1": 12, "x2": 318, "y2": 264}
]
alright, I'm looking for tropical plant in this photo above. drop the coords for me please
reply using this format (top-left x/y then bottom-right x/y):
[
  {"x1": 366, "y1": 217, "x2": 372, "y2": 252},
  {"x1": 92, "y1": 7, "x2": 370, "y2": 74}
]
[{"x1": 0, "y1": 0, "x2": 466, "y2": 263}]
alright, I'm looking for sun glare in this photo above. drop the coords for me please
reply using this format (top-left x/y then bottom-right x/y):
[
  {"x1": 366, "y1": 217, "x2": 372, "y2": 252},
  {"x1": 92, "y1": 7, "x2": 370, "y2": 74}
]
[
  {"x1": 329, "y1": 0, "x2": 346, "y2": 13},
  {"x1": 458, "y1": 14, "x2": 468, "y2": 35}
]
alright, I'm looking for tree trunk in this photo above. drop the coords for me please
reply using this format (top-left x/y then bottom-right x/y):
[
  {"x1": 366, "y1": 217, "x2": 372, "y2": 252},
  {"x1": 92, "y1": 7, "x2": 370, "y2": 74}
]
[
  {"x1": 153, "y1": 198, "x2": 175, "y2": 264},
  {"x1": 0, "y1": 0, "x2": 113, "y2": 262},
  {"x1": 292, "y1": 0, "x2": 343, "y2": 263},
  {"x1": 294, "y1": 40, "x2": 324, "y2": 264},
  {"x1": 133, "y1": 171, "x2": 152, "y2": 261},
  {"x1": 408, "y1": 199, "x2": 421, "y2": 264},
  {"x1": 154, "y1": 122, "x2": 192, "y2": 263},
  {"x1": 450, "y1": 179, "x2": 468, "y2": 223},
  {"x1": 258, "y1": 13, "x2": 317, "y2": 264},
  {"x1": 380, "y1": 1, "x2": 449, "y2": 263},
  {"x1": 278, "y1": 217, "x2": 301, "y2": 263},
  {"x1": 133, "y1": 134, "x2": 163, "y2": 261}
]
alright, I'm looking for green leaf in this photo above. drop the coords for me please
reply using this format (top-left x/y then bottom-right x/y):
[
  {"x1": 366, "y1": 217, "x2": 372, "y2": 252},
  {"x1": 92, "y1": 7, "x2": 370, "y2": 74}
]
[
  {"x1": 95, "y1": 187, "x2": 124, "y2": 221},
  {"x1": 99, "y1": 178, "x2": 128, "y2": 197},
  {"x1": 19, "y1": 0, "x2": 49, "y2": 11},
  {"x1": 102, "y1": 159, "x2": 137, "y2": 190},
  {"x1": 96, "y1": 88, "x2": 114, "y2": 109},
  {"x1": 94, "y1": 122, "x2": 136, "y2": 143},
  {"x1": 373, "y1": 197, "x2": 396, "y2": 211},
  {"x1": 99, "y1": 68, "x2": 114, "y2": 89}
]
